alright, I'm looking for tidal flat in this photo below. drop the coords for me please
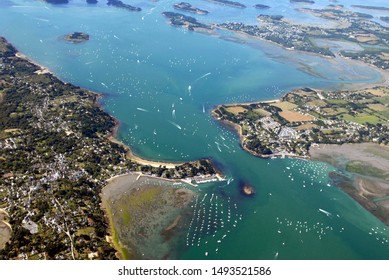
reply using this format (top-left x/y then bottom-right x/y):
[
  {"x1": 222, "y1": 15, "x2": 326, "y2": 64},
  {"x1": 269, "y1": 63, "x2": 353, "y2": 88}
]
[{"x1": 101, "y1": 173, "x2": 196, "y2": 259}]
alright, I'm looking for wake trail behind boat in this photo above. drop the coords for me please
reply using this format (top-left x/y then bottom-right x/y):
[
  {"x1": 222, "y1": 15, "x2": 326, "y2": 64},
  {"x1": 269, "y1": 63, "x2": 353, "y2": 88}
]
[
  {"x1": 168, "y1": 120, "x2": 182, "y2": 130},
  {"x1": 137, "y1": 107, "x2": 149, "y2": 112},
  {"x1": 318, "y1": 208, "x2": 332, "y2": 217},
  {"x1": 195, "y1": 72, "x2": 211, "y2": 82}
]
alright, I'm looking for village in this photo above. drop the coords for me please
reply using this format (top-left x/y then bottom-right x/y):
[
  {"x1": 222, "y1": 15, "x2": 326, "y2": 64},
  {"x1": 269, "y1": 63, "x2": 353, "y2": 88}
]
[
  {"x1": 0, "y1": 38, "x2": 218, "y2": 259},
  {"x1": 213, "y1": 87, "x2": 389, "y2": 158},
  {"x1": 216, "y1": 4, "x2": 389, "y2": 69}
]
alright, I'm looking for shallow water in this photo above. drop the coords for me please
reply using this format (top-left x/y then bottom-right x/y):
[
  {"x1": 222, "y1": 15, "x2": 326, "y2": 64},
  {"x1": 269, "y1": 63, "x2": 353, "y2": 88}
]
[{"x1": 1, "y1": 0, "x2": 389, "y2": 259}]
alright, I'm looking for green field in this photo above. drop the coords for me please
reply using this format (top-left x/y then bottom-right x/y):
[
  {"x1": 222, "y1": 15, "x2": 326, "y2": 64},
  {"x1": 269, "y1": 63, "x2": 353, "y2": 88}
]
[{"x1": 341, "y1": 113, "x2": 381, "y2": 124}]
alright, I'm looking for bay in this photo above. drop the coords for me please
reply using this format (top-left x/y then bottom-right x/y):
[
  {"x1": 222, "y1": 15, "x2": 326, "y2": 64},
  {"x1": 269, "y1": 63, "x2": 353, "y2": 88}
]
[{"x1": 1, "y1": 0, "x2": 389, "y2": 259}]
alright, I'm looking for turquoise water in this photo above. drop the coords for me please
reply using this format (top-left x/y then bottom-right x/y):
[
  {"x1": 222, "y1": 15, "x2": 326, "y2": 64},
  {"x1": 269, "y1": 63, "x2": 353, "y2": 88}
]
[{"x1": 2, "y1": 0, "x2": 389, "y2": 259}]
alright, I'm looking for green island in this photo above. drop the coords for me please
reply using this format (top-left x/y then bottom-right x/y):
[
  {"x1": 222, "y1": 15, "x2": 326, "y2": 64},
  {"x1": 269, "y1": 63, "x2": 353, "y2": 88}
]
[
  {"x1": 107, "y1": 0, "x2": 142, "y2": 12},
  {"x1": 254, "y1": 4, "x2": 270, "y2": 9},
  {"x1": 173, "y1": 2, "x2": 209, "y2": 15},
  {"x1": 0, "y1": 37, "x2": 220, "y2": 259},
  {"x1": 162, "y1": 12, "x2": 213, "y2": 32},
  {"x1": 212, "y1": 87, "x2": 389, "y2": 159},
  {"x1": 205, "y1": 0, "x2": 246, "y2": 9},
  {"x1": 63, "y1": 32, "x2": 90, "y2": 44},
  {"x1": 351, "y1": 5, "x2": 389, "y2": 12}
]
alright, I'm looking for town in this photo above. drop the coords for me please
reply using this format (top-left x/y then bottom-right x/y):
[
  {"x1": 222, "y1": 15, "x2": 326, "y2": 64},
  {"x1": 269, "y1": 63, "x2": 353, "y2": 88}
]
[
  {"x1": 0, "y1": 37, "x2": 217, "y2": 259},
  {"x1": 213, "y1": 87, "x2": 389, "y2": 158}
]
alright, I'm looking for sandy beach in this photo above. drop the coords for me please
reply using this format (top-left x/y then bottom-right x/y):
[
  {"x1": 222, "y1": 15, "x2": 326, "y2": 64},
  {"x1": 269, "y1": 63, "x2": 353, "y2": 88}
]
[
  {"x1": 108, "y1": 136, "x2": 183, "y2": 169},
  {"x1": 15, "y1": 52, "x2": 53, "y2": 75}
]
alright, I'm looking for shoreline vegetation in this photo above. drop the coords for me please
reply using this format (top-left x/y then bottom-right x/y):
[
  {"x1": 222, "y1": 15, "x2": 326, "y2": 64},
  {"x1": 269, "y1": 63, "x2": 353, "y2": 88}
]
[
  {"x1": 0, "y1": 37, "x2": 221, "y2": 259},
  {"x1": 212, "y1": 86, "x2": 389, "y2": 225},
  {"x1": 173, "y1": 2, "x2": 209, "y2": 15}
]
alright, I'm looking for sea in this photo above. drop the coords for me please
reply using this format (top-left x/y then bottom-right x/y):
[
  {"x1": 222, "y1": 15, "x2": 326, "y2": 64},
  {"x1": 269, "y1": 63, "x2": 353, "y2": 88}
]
[{"x1": 2, "y1": 0, "x2": 389, "y2": 259}]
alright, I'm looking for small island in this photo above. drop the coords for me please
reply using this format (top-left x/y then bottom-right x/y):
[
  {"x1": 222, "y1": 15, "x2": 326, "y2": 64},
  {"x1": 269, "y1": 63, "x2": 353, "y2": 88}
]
[
  {"x1": 254, "y1": 4, "x2": 270, "y2": 9},
  {"x1": 107, "y1": 0, "x2": 142, "y2": 12},
  {"x1": 241, "y1": 184, "x2": 255, "y2": 196},
  {"x1": 290, "y1": 0, "x2": 315, "y2": 4},
  {"x1": 162, "y1": 12, "x2": 213, "y2": 31},
  {"x1": 64, "y1": 32, "x2": 90, "y2": 43},
  {"x1": 43, "y1": 0, "x2": 69, "y2": 4},
  {"x1": 206, "y1": 0, "x2": 246, "y2": 9},
  {"x1": 351, "y1": 5, "x2": 389, "y2": 12},
  {"x1": 174, "y1": 2, "x2": 209, "y2": 15}
]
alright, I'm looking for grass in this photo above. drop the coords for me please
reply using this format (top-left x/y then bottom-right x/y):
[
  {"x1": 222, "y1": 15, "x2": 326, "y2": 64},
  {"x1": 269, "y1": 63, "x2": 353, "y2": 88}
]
[
  {"x1": 76, "y1": 227, "x2": 95, "y2": 237},
  {"x1": 367, "y1": 88, "x2": 389, "y2": 97},
  {"x1": 103, "y1": 200, "x2": 134, "y2": 260},
  {"x1": 226, "y1": 106, "x2": 247, "y2": 115},
  {"x1": 307, "y1": 100, "x2": 326, "y2": 107},
  {"x1": 367, "y1": 103, "x2": 388, "y2": 112},
  {"x1": 128, "y1": 187, "x2": 161, "y2": 208},
  {"x1": 254, "y1": 108, "x2": 271, "y2": 117},
  {"x1": 326, "y1": 99, "x2": 348, "y2": 105},
  {"x1": 296, "y1": 123, "x2": 317, "y2": 130},
  {"x1": 346, "y1": 161, "x2": 389, "y2": 179},
  {"x1": 375, "y1": 95, "x2": 389, "y2": 105},
  {"x1": 279, "y1": 110, "x2": 314, "y2": 122},
  {"x1": 0, "y1": 131, "x2": 8, "y2": 140},
  {"x1": 273, "y1": 101, "x2": 297, "y2": 111},
  {"x1": 341, "y1": 113, "x2": 380, "y2": 124}
]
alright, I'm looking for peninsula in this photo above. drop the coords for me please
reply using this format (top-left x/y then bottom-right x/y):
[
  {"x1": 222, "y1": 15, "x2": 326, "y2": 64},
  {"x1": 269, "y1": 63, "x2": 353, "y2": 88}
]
[
  {"x1": 212, "y1": 87, "x2": 389, "y2": 158},
  {"x1": 213, "y1": 87, "x2": 389, "y2": 225},
  {"x1": 214, "y1": 5, "x2": 389, "y2": 69},
  {"x1": 173, "y1": 2, "x2": 209, "y2": 15},
  {"x1": 0, "y1": 37, "x2": 219, "y2": 259}
]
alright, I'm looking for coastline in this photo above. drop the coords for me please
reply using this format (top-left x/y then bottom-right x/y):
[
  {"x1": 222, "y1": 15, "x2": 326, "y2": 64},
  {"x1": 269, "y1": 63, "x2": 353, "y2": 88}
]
[
  {"x1": 15, "y1": 52, "x2": 53, "y2": 75},
  {"x1": 16, "y1": 46, "x2": 202, "y2": 172},
  {"x1": 214, "y1": 26, "x2": 389, "y2": 90}
]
